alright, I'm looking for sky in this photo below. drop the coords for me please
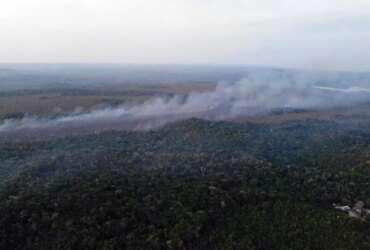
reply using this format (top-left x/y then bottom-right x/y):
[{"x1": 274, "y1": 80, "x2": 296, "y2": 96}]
[{"x1": 1, "y1": 0, "x2": 370, "y2": 71}]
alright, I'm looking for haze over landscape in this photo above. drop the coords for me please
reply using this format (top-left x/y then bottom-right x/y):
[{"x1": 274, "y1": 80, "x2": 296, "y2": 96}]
[
  {"x1": 2, "y1": 0, "x2": 370, "y2": 71},
  {"x1": 1, "y1": 1, "x2": 370, "y2": 250}
]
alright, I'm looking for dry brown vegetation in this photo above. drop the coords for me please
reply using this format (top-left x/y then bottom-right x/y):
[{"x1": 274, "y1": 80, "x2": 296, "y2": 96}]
[
  {"x1": 231, "y1": 103, "x2": 370, "y2": 124},
  {"x1": 0, "y1": 95, "x2": 128, "y2": 115},
  {"x1": 0, "y1": 83, "x2": 216, "y2": 116}
]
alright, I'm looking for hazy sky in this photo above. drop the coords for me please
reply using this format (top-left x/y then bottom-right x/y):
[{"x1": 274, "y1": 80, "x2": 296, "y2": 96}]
[{"x1": 1, "y1": 0, "x2": 370, "y2": 71}]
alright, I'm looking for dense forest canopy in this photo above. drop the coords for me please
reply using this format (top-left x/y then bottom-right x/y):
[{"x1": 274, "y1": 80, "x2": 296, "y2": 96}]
[{"x1": 1, "y1": 112, "x2": 370, "y2": 249}]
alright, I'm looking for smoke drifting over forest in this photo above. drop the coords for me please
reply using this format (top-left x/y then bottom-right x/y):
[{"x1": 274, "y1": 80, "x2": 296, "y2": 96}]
[{"x1": 1, "y1": 75, "x2": 370, "y2": 137}]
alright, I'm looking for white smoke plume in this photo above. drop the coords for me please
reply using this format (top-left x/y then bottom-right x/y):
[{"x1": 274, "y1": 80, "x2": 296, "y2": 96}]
[
  {"x1": 314, "y1": 86, "x2": 370, "y2": 93},
  {"x1": 1, "y1": 77, "x2": 370, "y2": 138}
]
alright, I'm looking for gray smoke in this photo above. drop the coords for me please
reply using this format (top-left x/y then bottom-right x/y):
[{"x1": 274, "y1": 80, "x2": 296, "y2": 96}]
[{"x1": 1, "y1": 77, "x2": 370, "y2": 137}]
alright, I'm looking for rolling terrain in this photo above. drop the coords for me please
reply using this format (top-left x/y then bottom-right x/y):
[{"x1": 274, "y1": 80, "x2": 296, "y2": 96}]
[{"x1": 0, "y1": 70, "x2": 370, "y2": 249}]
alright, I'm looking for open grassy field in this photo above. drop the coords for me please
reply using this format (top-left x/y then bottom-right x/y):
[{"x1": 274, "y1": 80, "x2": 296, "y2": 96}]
[{"x1": 0, "y1": 83, "x2": 216, "y2": 116}]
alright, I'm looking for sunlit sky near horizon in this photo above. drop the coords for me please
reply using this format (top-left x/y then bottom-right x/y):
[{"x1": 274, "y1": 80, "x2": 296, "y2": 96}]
[{"x1": 1, "y1": 0, "x2": 370, "y2": 71}]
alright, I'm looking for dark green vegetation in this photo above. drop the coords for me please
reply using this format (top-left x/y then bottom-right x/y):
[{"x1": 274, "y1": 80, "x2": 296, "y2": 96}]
[{"x1": 0, "y1": 113, "x2": 370, "y2": 249}]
